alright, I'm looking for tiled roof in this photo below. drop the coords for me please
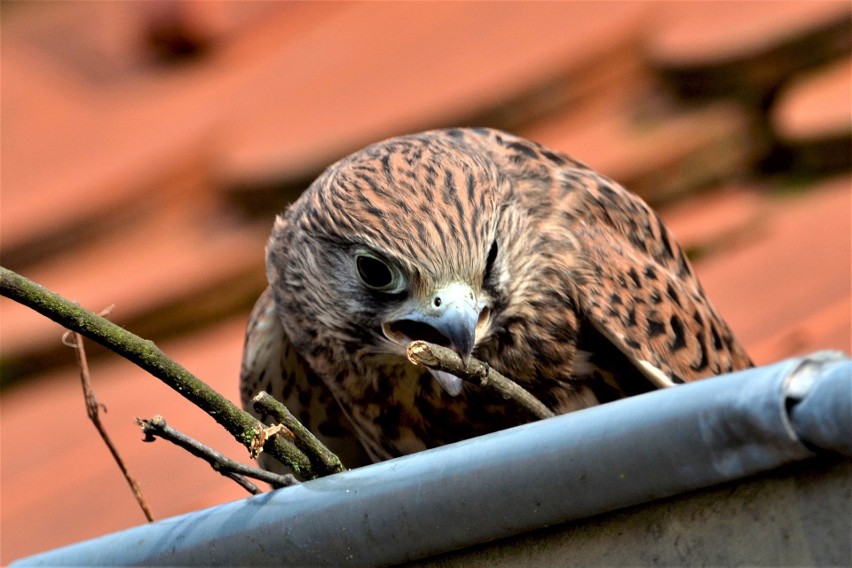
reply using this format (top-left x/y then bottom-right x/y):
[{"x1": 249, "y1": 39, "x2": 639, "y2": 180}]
[{"x1": 1, "y1": 2, "x2": 849, "y2": 563}]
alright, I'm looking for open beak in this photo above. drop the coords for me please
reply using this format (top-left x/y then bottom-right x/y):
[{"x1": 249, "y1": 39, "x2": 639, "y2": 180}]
[{"x1": 382, "y1": 282, "x2": 483, "y2": 396}]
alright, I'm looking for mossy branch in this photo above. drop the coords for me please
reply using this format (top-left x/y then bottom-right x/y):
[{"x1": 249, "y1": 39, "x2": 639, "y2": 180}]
[
  {"x1": 252, "y1": 391, "x2": 345, "y2": 477},
  {"x1": 0, "y1": 266, "x2": 321, "y2": 479}
]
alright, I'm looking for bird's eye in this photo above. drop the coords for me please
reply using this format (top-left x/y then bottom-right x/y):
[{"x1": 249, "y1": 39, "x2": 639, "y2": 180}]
[
  {"x1": 484, "y1": 240, "x2": 498, "y2": 281},
  {"x1": 356, "y1": 254, "x2": 398, "y2": 291}
]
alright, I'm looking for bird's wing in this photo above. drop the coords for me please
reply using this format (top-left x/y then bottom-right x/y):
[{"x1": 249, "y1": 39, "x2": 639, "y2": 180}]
[
  {"x1": 240, "y1": 287, "x2": 373, "y2": 473},
  {"x1": 240, "y1": 287, "x2": 284, "y2": 409},
  {"x1": 565, "y1": 173, "x2": 753, "y2": 386}
]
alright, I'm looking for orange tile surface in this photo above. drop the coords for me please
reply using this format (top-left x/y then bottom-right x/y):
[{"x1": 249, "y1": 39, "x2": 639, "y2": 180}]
[
  {"x1": 774, "y1": 55, "x2": 852, "y2": 139},
  {"x1": 1, "y1": 318, "x2": 251, "y2": 562}
]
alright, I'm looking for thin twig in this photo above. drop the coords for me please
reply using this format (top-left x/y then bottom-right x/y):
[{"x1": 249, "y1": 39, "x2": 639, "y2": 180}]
[
  {"x1": 65, "y1": 330, "x2": 155, "y2": 522},
  {"x1": 407, "y1": 340, "x2": 555, "y2": 420},
  {"x1": 0, "y1": 266, "x2": 322, "y2": 479},
  {"x1": 252, "y1": 392, "x2": 346, "y2": 477},
  {"x1": 137, "y1": 416, "x2": 299, "y2": 492}
]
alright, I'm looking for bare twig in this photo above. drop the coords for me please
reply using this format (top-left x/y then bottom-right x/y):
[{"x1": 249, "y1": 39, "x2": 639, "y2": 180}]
[
  {"x1": 407, "y1": 341, "x2": 555, "y2": 420},
  {"x1": 0, "y1": 266, "x2": 322, "y2": 479},
  {"x1": 65, "y1": 330, "x2": 155, "y2": 522},
  {"x1": 137, "y1": 416, "x2": 298, "y2": 492},
  {"x1": 252, "y1": 392, "x2": 346, "y2": 477}
]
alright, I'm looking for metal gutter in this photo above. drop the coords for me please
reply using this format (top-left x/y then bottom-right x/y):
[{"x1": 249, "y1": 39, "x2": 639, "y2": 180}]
[{"x1": 14, "y1": 351, "x2": 851, "y2": 567}]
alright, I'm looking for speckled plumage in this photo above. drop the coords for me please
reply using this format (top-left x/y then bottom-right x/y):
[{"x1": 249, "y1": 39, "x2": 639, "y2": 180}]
[{"x1": 240, "y1": 128, "x2": 752, "y2": 470}]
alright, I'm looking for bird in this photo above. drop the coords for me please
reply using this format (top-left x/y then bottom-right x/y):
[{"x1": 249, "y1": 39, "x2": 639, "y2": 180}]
[{"x1": 240, "y1": 127, "x2": 753, "y2": 471}]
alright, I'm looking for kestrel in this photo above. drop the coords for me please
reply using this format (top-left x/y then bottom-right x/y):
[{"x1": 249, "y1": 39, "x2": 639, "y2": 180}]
[{"x1": 240, "y1": 128, "x2": 752, "y2": 470}]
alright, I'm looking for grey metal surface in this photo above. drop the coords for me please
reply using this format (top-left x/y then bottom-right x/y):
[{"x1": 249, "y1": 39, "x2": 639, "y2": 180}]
[
  {"x1": 14, "y1": 352, "x2": 851, "y2": 567},
  {"x1": 410, "y1": 457, "x2": 852, "y2": 567},
  {"x1": 787, "y1": 353, "x2": 852, "y2": 456}
]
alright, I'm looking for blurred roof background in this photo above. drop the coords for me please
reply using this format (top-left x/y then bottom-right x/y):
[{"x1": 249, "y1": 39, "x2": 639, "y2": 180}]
[{"x1": 1, "y1": 1, "x2": 849, "y2": 563}]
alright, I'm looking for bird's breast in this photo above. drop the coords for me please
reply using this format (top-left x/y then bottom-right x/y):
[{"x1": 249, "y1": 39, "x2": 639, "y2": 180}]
[{"x1": 337, "y1": 358, "x2": 535, "y2": 458}]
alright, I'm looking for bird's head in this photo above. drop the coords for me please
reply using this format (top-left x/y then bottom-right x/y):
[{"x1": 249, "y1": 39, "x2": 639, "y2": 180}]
[{"x1": 266, "y1": 130, "x2": 514, "y2": 396}]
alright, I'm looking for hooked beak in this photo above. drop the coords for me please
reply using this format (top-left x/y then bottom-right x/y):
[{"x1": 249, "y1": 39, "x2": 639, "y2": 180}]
[{"x1": 382, "y1": 282, "x2": 485, "y2": 396}]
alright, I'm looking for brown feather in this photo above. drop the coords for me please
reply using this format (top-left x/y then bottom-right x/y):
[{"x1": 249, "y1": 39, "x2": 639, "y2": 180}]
[{"x1": 240, "y1": 127, "x2": 753, "y2": 471}]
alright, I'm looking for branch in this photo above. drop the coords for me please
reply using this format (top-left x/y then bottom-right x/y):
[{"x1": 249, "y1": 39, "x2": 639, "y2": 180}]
[
  {"x1": 252, "y1": 392, "x2": 346, "y2": 477},
  {"x1": 137, "y1": 415, "x2": 298, "y2": 492},
  {"x1": 66, "y1": 330, "x2": 155, "y2": 522},
  {"x1": 407, "y1": 340, "x2": 555, "y2": 420},
  {"x1": 0, "y1": 266, "x2": 321, "y2": 479}
]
